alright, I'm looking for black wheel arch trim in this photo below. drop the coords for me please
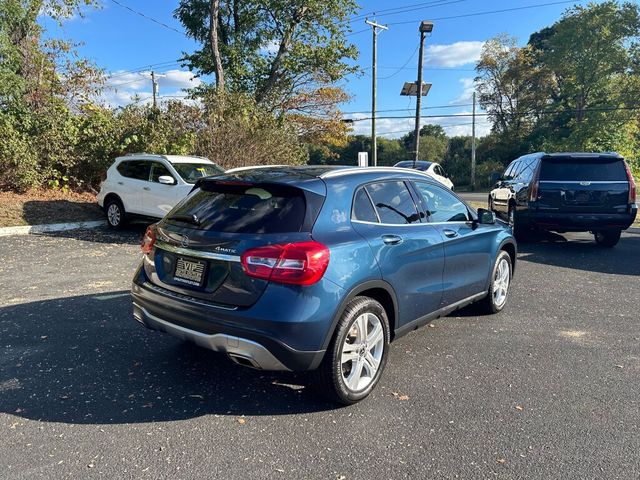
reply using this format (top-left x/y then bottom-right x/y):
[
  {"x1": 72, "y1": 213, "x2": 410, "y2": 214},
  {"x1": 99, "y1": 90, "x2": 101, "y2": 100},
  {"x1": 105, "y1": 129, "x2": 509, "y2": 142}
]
[
  {"x1": 320, "y1": 279, "x2": 399, "y2": 352},
  {"x1": 498, "y1": 238, "x2": 517, "y2": 273},
  {"x1": 104, "y1": 193, "x2": 124, "y2": 211}
]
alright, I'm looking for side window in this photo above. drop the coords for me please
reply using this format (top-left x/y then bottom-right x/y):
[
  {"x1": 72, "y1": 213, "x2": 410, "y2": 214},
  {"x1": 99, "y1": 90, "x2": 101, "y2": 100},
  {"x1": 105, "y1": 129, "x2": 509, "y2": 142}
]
[
  {"x1": 352, "y1": 187, "x2": 379, "y2": 223},
  {"x1": 413, "y1": 182, "x2": 470, "y2": 223},
  {"x1": 117, "y1": 160, "x2": 150, "y2": 181},
  {"x1": 504, "y1": 161, "x2": 518, "y2": 180},
  {"x1": 365, "y1": 181, "x2": 421, "y2": 225},
  {"x1": 516, "y1": 157, "x2": 537, "y2": 182},
  {"x1": 434, "y1": 165, "x2": 444, "y2": 176},
  {"x1": 150, "y1": 162, "x2": 173, "y2": 183}
]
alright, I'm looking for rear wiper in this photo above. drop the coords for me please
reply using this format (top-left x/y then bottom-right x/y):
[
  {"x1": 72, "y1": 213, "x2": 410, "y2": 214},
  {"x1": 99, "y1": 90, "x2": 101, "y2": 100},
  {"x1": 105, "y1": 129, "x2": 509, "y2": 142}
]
[{"x1": 168, "y1": 213, "x2": 201, "y2": 226}]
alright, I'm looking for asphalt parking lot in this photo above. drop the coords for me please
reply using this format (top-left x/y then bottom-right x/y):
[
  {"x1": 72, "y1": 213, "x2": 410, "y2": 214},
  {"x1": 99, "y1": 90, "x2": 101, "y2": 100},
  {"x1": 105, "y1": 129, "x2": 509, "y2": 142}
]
[{"x1": 1, "y1": 226, "x2": 639, "y2": 479}]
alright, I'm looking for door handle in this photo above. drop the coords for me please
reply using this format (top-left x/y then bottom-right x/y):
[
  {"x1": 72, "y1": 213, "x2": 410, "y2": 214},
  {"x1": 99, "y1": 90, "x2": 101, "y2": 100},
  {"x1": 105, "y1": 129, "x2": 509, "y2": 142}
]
[
  {"x1": 143, "y1": 186, "x2": 151, "y2": 191},
  {"x1": 382, "y1": 234, "x2": 403, "y2": 245},
  {"x1": 443, "y1": 229, "x2": 458, "y2": 238},
  {"x1": 117, "y1": 181, "x2": 124, "y2": 185}
]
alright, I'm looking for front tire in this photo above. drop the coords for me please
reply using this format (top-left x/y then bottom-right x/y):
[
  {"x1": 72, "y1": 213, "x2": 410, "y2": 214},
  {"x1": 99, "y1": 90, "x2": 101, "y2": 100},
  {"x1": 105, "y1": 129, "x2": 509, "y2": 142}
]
[
  {"x1": 311, "y1": 297, "x2": 390, "y2": 405},
  {"x1": 477, "y1": 250, "x2": 512, "y2": 314},
  {"x1": 594, "y1": 229, "x2": 621, "y2": 247},
  {"x1": 105, "y1": 198, "x2": 126, "y2": 229}
]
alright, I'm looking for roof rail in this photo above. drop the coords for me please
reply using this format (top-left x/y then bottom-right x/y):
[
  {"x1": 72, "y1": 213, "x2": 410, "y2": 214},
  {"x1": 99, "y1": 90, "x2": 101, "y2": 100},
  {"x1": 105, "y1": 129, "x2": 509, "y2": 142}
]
[
  {"x1": 225, "y1": 165, "x2": 287, "y2": 174},
  {"x1": 320, "y1": 166, "x2": 435, "y2": 179}
]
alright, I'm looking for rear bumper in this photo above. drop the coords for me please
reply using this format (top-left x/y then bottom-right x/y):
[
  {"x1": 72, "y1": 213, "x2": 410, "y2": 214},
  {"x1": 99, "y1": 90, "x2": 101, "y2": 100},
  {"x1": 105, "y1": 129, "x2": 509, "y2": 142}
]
[
  {"x1": 528, "y1": 205, "x2": 637, "y2": 232},
  {"x1": 130, "y1": 268, "x2": 331, "y2": 371}
]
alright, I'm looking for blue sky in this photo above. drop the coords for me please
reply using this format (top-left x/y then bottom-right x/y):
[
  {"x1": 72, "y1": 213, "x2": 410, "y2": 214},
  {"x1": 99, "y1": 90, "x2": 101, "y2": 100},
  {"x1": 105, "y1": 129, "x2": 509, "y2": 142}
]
[{"x1": 42, "y1": 0, "x2": 593, "y2": 138}]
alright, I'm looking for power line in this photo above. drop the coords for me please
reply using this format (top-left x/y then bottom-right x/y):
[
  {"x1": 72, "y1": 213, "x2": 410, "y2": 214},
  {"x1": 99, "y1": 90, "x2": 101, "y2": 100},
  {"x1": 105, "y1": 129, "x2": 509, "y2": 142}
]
[
  {"x1": 379, "y1": 45, "x2": 419, "y2": 80},
  {"x1": 348, "y1": 0, "x2": 470, "y2": 24},
  {"x1": 107, "y1": 61, "x2": 181, "y2": 79},
  {"x1": 347, "y1": 105, "x2": 640, "y2": 122},
  {"x1": 387, "y1": 0, "x2": 583, "y2": 26},
  {"x1": 108, "y1": 0, "x2": 185, "y2": 35},
  {"x1": 342, "y1": 103, "x2": 474, "y2": 114}
]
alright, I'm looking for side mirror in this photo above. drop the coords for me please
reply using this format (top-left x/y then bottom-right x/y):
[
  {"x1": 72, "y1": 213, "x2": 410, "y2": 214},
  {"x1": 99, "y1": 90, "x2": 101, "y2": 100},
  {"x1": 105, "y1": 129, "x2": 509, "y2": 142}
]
[
  {"x1": 158, "y1": 175, "x2": 176, "y2": 185},
  {"x1": 477, "y1": 208, "x2": 496, "y2": 225}
]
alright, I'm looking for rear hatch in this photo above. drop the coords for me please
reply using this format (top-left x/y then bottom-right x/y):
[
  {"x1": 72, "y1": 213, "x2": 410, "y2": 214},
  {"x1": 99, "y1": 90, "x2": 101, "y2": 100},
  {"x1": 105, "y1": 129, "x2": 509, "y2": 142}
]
[
  {"x1": 143, "y1": 179, "x2": 325, "y2": 308},
  {"x1": 535, "y1": 155, "x2": 630, "y2": 213}
]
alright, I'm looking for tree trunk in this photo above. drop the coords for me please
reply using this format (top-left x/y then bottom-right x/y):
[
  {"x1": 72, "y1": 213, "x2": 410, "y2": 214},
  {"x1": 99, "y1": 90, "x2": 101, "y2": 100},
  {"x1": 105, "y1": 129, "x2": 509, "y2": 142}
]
[{"x1": 209, "y1": 0, "x2": 225, "y2": 91}]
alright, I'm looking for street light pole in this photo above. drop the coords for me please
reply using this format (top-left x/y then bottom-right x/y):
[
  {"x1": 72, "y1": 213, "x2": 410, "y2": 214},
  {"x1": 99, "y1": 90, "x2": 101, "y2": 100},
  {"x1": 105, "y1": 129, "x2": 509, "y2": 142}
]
[
  {"x1": 365, "y1": 19, "x2": 388, "y2": 167},
  {"x1": 413, "y1": 21, "x2": 433, "y2": 168}
]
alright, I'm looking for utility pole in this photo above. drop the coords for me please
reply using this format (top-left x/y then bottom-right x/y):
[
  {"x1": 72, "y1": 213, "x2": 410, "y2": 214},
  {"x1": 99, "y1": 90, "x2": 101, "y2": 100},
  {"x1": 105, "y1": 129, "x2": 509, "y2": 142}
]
[
  {"x1": 471, "y1": 91, "x2": 477, "y2": 190},
  {"x1": 413, "y1": 21, "x2": 434, "y2": 168},
  {"x1": 365, "y1": 19, "x2": 388, "y2": 167},
  {"x1": 151, "y1": 71, "x2": 159, "y2": 109}
]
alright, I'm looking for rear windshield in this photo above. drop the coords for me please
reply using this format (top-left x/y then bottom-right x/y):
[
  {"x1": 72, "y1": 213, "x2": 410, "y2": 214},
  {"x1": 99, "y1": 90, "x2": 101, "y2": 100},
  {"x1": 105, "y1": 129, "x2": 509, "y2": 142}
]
[
  {"x1": 540, "y1": 158, "x2": 627, "y2": 182},
  {"x1": 173, "y1": 163, "x2": 224, "y2": 183},
  {"x1": 166, "y1": 182, "x2": 306, "y2": 233}
]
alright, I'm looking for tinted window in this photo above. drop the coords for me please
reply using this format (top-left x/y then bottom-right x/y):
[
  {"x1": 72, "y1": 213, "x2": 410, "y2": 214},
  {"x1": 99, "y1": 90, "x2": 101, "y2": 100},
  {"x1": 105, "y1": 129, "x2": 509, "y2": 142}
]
[
  {"x1": 117, "y1": 160, "x2": 150, "y2": 180},
  {"x1": 516, "y1": 157, "x2": 538, "y2": 182},
  {"x1": 352, "y1": 187, "x2": 378, "y2": 223},
  {"x1": 365, "y1": 181, "x2": 421, "y2": 225},
  {"x1": 167, "y1": 182, "x2": 306, "y2": 233},
  {"x1": 394, "y1": 161, "x2": 432, "y2": 171},
  {"x1": 150, "y1": 162, "x2": 173, "y2": 183},
  {"x1": 539, "y1": 159, "x2": 627, "y2": 182},
  {"x1": 173, "y1": 163, "x2": 224, "y2": 184},
  {"x1": 434, "y1": 165, "x2": 444, "y2": 176},
  {"x1": 413, "y1": 182, "x2": 470, "y2": 223}
]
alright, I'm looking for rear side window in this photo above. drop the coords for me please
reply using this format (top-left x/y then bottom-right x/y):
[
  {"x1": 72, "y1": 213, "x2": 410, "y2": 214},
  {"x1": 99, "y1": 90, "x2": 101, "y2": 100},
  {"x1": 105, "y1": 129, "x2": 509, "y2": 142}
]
[
  {"x1": 365, "y1": 181, "x2": 421, "y2": 225},
  {"x1": 540, "y1": 159, "x2": 627, "y2": 181},
  {"x1": 167, "y1": 182, "x2": 307, "y2": 233},
  {"x1": 117, "y1": 160, "x2": 150, "y2": 181},
  {"x1": 352, "y1": 187, "x2": 378, "y2": 223}
]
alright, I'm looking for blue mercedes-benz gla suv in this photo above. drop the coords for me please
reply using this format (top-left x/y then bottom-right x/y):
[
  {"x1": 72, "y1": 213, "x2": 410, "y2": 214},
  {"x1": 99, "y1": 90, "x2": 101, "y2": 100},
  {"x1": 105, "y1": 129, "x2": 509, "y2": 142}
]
[{"x1": 131, "y1": 166, "x2": 516, "y2": 404}]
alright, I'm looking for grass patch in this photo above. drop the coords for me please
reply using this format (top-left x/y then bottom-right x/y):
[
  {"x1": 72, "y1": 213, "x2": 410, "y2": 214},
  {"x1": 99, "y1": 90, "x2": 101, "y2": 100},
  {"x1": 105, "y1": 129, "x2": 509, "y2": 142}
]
[{"x1": 0, "y1": 190, "x2": 103, "y2": 227}]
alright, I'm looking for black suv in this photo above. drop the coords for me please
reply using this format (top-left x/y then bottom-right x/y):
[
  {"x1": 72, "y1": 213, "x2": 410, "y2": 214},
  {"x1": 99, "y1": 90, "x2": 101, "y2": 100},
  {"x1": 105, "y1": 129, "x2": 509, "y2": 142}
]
[{"x1": 489, "y1": 152, "x2": 637, "y2": 246}]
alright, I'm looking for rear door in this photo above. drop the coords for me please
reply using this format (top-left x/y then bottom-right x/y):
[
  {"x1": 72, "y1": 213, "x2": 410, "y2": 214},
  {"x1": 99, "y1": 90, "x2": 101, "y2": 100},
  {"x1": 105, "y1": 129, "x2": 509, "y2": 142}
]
[
  {"x1": 536, "y1": 156, "x2": 629, "y2": 213},
  {"x1": 145, "y1": 181, "x2": 320, "y2": 308},
  {"x1": 115, "y1": 160, "x2": 150, "y2": 214},
  {"x1": 412, "y1": 181, "x2": 493, "y2": 306},
  {"x1": 350, "y1": 181, "x2": 444, "y2": 325}
]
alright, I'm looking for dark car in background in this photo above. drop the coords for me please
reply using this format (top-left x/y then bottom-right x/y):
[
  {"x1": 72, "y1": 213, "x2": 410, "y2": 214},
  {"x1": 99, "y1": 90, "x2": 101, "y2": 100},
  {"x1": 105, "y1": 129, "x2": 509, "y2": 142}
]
[
  {"x1": 131, "y1": 166, "x2": 516, "y2": 404},
  {"x1": 489, "y1": 152, "x2": 637, "y2": 246}
]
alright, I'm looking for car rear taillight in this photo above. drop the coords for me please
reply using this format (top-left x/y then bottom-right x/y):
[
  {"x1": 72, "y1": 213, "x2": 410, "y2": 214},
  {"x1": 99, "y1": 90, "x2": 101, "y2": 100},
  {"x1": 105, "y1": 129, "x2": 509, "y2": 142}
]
[
  {"x1": 241, "y1": 241, "x2": 330, "y2": 286},
  {"x1": 529, "y1": 181, "x2": 539, "y2": 202},
  {"x1": 141, "y1": 224, "x2": 157, "y2": 254},
  {"x1": 623, "y1": 160, "x2": 636, "y2": 204}
]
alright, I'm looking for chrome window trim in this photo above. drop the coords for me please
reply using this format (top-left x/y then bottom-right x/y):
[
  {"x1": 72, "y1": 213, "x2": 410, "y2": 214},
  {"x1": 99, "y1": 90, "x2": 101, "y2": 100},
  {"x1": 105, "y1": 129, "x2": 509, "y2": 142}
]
[{"x1": 156, "y1": 241, "x2": 241, "y2": 262}]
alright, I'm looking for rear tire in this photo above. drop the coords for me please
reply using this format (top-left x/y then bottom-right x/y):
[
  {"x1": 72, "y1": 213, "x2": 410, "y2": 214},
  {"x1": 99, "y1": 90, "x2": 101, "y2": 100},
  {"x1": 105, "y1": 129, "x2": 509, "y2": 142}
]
[
  {"x1": 311, "y1": 297, "x2": 390, "y2": 405},
  {"x1": 105, "y1": 198, "x2": 126, "y2": 229},
  {"x1": 477, "y1": 250, "x2": 512, "y2": 314},
  {"x1": 594, "y1": 229, "x2": 621, "y2": 247}
]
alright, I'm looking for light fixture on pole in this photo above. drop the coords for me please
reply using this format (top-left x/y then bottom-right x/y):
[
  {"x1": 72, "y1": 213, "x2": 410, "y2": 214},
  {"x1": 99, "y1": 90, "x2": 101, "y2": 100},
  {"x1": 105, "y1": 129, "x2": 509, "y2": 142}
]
[{"x1": 412, "y1": 21, "x2": 433, "y2": 167}]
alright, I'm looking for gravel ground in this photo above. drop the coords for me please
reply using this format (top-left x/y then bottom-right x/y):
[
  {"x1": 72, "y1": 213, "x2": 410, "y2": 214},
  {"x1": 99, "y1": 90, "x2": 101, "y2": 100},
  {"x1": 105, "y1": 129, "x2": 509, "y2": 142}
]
[{"x1": 1, "y1": 226, "x2": 639, "y2": 479}]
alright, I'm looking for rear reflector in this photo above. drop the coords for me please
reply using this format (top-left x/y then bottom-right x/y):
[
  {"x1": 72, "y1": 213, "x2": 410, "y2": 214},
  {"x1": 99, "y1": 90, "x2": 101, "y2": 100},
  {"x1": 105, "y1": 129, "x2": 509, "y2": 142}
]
[
  {"x1": 141, "y1": 224, "x2": 157, "y2": 254},
  {"x1": 241, "y1": 241, "x2": 330, "y2": 286},
  {"x1": 623, "y1": 160, "x2": 636, "y2": 204}
]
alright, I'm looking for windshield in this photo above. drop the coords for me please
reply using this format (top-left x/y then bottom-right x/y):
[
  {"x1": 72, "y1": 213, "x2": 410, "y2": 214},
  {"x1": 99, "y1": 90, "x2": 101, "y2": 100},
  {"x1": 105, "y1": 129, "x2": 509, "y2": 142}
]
[{"x1": 172, "y1": 163, "x2": 224, "y2": 184}]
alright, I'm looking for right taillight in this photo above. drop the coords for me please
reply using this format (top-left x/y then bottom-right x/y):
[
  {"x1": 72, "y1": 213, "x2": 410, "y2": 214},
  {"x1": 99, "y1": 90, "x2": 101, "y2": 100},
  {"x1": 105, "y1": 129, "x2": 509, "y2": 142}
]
[
  {"x1": 241, "y1": 241, "x2": 330, "y2": 286},
  {"x1": 623, "y1": 160, "x2": 636, "y2": 204},
  {"x1": 529, "y1": 180, "x2": 539, "y2": 202}
]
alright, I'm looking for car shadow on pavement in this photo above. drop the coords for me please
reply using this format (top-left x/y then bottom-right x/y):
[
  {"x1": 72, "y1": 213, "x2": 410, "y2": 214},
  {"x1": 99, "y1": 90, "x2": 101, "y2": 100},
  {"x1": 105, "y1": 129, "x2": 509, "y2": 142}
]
[
  {"x1": 517, "y1": 230, "x2": 640, "y2": 276},
  {"x1": 36, "y1": 224, "x2": 149, "y2": 246},
  {"x1": 0, "y1": 292, "x2": 337, "y2": 425}
]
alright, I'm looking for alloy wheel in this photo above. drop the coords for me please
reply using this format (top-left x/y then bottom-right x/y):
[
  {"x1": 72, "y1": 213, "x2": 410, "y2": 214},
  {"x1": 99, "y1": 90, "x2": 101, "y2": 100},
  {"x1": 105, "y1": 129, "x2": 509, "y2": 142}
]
[
  {"x1": 341, "y1": 312, "x2": 384, "y2": 392},
  {"x1": 107, "y1": 203, "x2": 121, "y2": 226},
  {"x1": 493, "y1": 257, "x2": 510, "y2": 307}
]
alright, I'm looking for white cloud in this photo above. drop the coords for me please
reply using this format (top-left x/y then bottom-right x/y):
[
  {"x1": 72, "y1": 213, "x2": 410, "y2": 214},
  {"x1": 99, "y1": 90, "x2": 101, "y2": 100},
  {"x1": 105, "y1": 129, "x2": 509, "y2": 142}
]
[
  {"x1": 426, "y1": 41, "x2": 484, "y2": 67},
  {"x1": 102, "y1": 69, "x2": 201, "y2": 107},
  {"x1": 453, "y1": 77, "x2": 477, "y2": 104}
]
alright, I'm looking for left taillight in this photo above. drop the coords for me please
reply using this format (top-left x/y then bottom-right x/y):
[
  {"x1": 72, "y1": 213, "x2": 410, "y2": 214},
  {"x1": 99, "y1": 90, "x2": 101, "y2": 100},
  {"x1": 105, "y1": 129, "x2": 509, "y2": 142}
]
[
  {"x1": 241, "y1": 241, "x2": 330, "y2": 286},
  {"x1": 141, "y1": 224, "x2": 157, "y2": 254}
]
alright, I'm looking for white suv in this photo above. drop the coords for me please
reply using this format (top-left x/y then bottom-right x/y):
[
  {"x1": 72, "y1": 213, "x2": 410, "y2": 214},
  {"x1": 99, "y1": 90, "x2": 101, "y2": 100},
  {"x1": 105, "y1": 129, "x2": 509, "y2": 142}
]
[{"x1": 97, "y1": 154, "x2": 224, "y2": 228}]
